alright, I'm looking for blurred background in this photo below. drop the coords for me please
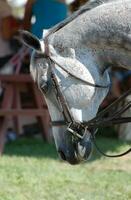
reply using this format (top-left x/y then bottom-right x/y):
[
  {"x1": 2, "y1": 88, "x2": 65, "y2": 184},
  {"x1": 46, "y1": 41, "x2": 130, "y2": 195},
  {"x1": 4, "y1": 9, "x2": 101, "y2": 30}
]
[{"x1": 7, "y1": 0, "x2": 28, "y2": 21}]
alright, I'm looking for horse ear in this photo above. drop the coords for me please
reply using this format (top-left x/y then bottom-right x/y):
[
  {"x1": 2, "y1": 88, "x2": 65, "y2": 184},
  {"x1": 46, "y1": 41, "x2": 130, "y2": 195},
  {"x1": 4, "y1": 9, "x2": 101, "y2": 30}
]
[{"x1": 19, "y1": 30, "x2": 41, "y2": 52}]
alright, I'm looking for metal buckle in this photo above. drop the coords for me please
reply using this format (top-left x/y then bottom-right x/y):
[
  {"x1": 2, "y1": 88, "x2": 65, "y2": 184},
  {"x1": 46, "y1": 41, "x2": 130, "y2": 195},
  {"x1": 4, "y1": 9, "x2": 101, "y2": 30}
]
[{"x1": 67, "y1": 122, "x2": 86, "y2": 139}]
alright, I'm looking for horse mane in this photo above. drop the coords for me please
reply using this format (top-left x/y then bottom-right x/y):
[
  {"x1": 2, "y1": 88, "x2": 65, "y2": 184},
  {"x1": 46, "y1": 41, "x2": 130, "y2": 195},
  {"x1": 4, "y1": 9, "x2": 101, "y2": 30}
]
[
  {"x1": 43, "y1": 0, "x2": 107, "y2": 39},
  {"x1": 43, "y1": 0, "x2": 118, "y2": 41}
]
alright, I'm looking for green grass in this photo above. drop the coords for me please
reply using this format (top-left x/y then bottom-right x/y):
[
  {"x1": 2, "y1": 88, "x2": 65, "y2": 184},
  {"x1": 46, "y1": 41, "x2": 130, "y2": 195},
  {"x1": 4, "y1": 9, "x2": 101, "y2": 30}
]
[{"x1": 0, "y1": 137, "x2": 131, "y2": 200}]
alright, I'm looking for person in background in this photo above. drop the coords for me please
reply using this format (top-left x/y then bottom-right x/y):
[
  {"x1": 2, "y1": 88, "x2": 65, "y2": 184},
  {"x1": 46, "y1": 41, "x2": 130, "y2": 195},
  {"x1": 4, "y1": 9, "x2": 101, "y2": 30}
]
[
  {"x1": 23, "y1": 0, "x2": 69, "y2": 39},
  {"x1": 0, "y1": 0, "x2": 20, "y2": 68}
]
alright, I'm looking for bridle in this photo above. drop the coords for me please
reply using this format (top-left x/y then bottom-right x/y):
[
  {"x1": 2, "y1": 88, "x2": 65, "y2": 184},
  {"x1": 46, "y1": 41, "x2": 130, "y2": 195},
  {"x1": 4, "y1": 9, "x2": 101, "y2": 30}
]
[{"x1": 38, "y1": 8, "x2": 131, "y2": 158}]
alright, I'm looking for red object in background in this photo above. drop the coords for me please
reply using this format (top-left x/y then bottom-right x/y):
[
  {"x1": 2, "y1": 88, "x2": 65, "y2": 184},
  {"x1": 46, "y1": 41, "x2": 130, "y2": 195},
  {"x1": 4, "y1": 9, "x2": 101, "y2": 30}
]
[{"x1": 9, "y1": 16, "x2": 21, "y2": 29}]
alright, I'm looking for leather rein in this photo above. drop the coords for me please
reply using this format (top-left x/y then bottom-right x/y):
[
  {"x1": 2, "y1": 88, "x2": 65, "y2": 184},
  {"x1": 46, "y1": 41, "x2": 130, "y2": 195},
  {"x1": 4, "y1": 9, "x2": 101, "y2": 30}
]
[{"x1": 39, "y1": 10, "x2": 131, "y2": 158}]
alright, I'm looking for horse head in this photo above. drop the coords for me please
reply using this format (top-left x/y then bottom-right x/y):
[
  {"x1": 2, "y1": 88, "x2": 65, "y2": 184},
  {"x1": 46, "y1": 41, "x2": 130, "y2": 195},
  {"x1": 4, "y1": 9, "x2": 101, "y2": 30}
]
[{"x1": 20, "y1": 30, "x2": 110, "y2": 164}]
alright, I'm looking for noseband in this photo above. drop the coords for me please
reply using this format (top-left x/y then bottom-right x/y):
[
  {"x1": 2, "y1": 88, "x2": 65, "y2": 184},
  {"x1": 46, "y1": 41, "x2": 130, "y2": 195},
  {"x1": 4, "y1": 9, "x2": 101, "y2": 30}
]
[{"x1": 38, "y1": 12, "x2": 131, "y2": 158}]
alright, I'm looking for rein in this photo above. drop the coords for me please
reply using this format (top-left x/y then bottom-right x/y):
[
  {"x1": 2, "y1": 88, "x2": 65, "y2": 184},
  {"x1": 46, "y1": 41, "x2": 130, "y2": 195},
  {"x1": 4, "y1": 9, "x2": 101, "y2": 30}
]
[{"x1": 40, "y1": 11, "x2": 131, "y2": 158}]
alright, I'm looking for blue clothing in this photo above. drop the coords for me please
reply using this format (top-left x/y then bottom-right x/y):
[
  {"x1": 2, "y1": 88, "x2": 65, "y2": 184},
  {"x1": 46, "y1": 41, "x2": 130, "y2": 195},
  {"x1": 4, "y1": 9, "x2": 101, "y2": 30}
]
[
  {"x1": 114, "y1": 70, "x2": 131, "y2": 81},
  {"x1": 31, "y1": 0, "x2": 67, "y2": 38}
]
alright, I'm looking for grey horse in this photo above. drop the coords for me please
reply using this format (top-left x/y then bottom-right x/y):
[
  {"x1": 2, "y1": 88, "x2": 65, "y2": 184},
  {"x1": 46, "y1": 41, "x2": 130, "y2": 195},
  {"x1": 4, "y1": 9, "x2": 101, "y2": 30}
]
[{"x1": 20, "y1": 0, "x2": 131, "y2": 164}]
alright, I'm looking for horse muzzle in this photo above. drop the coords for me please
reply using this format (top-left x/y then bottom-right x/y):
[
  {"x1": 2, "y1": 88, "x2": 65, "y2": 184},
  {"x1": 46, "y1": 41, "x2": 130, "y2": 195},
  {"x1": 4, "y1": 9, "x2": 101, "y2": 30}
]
[{"x1": 58, "y1": 130, "x2": 93, "y2": 165}]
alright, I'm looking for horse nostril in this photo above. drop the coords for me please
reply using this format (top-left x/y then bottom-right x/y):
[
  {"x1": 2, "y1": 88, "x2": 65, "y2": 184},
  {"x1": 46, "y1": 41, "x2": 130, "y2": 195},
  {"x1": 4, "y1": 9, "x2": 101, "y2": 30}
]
[{"x1": 58, "y1": 150, "x2": 67, "y2": 161}]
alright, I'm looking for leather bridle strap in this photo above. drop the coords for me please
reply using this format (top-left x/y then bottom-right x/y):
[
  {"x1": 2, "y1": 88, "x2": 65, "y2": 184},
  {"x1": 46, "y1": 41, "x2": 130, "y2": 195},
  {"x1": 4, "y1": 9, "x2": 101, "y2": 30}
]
[
  {"x1": 50, "y1": 65, "x2": 74, "y2": 124},
  {"x1": 44, "y1": 39, "x2": 110, "y2": 89},
  {"x1": 91, "y1": 131, "x2": 131, "y2": 157},
  {"x1": 51, "y1": 88, "x2": 131, "y2": 158},
  {"x1": 49, "y1": 56, "x2": 109, "y2": 89},
  {"x1": 52, "y1": 117, "x2": 131, "y2": 127},
  {"x1": 90, "y1": 88, "x2": 131, "y2": 122},
  {"x1": 52, "y1": 89, "x2": 131, "y2": 127}
]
